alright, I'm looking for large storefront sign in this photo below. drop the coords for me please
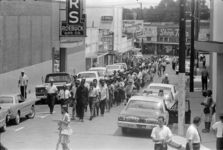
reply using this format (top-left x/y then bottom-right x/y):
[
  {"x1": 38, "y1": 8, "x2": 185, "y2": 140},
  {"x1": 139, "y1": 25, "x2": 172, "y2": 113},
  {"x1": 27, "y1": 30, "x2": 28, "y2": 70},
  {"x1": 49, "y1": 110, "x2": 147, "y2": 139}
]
[
  {"x1": 60, "y1": 0, "x2": 86, "y2": 37},
  {"x1": 123, "y1": 20, "x2": 144, "y2": 37}
]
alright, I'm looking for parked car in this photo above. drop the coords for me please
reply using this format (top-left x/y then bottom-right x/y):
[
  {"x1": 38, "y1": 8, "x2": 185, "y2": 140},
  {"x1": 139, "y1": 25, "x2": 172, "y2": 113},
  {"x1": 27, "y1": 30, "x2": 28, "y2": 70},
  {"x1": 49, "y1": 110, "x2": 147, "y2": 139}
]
[
  {"x1": 118, "y1": 95, "x2": 191, "y2": 134},
  {"x1": 147, "y1": 83, "x2": 179, "y2": 101},
  {"x1": 35, "y1": 72, "x2": 74, "y2": 104},
  {"x1": 89, "y1": 67, "x2": 107, "y2": 78},
  {"x1": 0, "y1": 107, "x2": 8, "y2": 131},
  {"x1": 118, "y1": 95, "x2": 169, "y2": 134},
  {"x1": 0, "y1": 94, "x2": 36, "y2": 125},
  {"x1": 106, "y1": 64, "x2": 124, "y2": 75},
  {"x1": 142, "y1": 89, "x2": 175, "y2": 109},
  {"x1": 77, "y1": 71, "x2": 100, "y2": 88}
]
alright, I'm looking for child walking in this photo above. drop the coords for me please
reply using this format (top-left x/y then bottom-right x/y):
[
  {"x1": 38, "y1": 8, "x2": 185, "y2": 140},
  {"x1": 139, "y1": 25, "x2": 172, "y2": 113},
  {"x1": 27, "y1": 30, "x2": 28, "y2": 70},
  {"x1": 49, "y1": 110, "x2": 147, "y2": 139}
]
[{"x1": 56, "y1": 106, "x2": 73, "y2": 150}]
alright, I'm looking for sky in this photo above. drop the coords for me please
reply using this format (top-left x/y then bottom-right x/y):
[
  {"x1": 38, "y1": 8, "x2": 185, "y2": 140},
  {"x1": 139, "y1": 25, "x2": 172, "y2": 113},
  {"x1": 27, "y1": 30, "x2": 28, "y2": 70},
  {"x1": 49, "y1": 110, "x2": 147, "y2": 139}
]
[{"x1": 86, "y1": 0, "x2": 161, "y2": 8}]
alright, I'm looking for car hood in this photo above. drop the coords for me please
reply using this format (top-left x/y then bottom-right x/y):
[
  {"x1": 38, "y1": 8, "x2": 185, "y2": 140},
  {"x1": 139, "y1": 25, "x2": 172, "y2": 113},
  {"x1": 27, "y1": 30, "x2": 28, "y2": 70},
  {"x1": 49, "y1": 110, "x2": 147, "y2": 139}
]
[{"x1": 120, "y1": 108, "x2": 161, "y2": 119}]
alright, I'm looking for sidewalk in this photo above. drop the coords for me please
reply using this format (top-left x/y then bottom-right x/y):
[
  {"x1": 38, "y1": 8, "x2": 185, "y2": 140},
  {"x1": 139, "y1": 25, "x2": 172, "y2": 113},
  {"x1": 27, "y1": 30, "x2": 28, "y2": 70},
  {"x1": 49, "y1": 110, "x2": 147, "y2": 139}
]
[{"x1": 164, "y1": 65, "x2": 216, "y2": 150}]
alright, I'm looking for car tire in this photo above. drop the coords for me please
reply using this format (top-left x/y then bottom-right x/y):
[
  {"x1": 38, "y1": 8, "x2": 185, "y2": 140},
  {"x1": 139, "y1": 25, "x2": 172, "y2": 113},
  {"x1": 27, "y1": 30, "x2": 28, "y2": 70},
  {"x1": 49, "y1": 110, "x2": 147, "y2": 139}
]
[
  {"x1": 121, "y1": 127, "x2": 128, "y2": 134},
  {"x1": 27, "y1": 106, "x2": 35, "y2": 119},
  {"x1": 14, "y1": 113, "x2": 20, "y2": 125}
]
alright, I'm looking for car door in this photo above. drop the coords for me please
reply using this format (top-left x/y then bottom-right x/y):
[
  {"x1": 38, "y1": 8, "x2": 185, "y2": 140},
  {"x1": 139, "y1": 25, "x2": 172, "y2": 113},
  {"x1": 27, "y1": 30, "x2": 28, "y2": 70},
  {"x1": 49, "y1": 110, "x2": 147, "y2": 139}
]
[{"x1": 168, "y1": 100, "x2": 191, "y2": 124}]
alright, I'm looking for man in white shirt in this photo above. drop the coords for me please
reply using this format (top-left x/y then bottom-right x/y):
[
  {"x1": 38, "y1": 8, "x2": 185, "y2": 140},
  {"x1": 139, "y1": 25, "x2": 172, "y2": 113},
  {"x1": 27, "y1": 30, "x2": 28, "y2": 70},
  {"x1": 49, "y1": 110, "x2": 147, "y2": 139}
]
[
  {"x1": 186, "y1": 116, "x2": 201, "y2": 150},
  {"x1": 212, "y1": 113, "x2": 223, "y2": 150},
  {"x1": 58, "y1": 85, "x2": 71, "y2": 112},
  {"x1": 151, "y1": 116, "x2": 173, "y2": 150},
  {"x1": 99, "y1": 79, "x2": 108, "y2": 116},
  {"x1": 18, "y1": 70, "x2": 29, "y2": 99},
  {"x1": 46, "y1": 79, "x2": 58, "y2": 114}
]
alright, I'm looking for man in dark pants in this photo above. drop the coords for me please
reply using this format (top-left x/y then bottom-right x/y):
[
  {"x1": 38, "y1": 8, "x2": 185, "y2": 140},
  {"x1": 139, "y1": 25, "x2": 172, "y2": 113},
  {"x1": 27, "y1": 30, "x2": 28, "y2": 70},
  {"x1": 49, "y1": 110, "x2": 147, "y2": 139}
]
[
  {"x1": 76, "y1": 79, "x2": 88, "y2": 122},
  {"x1": 46, "y1": 79, "x2": 58, "y2": 114},
  {"x1": 99, "y1": 79, "x2": 108, "y2": 116},
  {"x1": 18, "y1": 70, "x2": 29, "y2": 99},
  {"x1": 201, "y1": 65, "x2": 209, "y2": 91}
]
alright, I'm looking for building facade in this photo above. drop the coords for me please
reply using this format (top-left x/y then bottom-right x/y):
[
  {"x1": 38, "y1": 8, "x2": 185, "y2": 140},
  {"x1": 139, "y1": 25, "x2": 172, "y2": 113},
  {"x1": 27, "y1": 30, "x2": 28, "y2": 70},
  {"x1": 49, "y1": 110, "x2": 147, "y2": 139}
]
[{"x1": 0, "y1": 0, "x2": 86, "y2": 94}]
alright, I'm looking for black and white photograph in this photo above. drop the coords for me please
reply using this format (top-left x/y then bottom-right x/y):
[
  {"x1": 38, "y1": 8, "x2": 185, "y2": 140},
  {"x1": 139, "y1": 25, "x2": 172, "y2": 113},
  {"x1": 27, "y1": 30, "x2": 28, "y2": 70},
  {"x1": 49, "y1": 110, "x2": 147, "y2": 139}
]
[{"x1": 0, "y1": 0, "x2": 222, "y2": 150}]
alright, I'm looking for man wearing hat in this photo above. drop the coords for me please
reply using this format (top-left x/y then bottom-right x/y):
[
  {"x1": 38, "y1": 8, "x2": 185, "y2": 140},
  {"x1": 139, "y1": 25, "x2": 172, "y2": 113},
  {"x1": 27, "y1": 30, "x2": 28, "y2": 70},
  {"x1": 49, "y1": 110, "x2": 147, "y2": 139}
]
[
  {"x1": 18, "y1": 70, "x2": 29, "y2": 99},
  {"x1": 212, "y1": 113, "x2": 223, "y2": 150}
]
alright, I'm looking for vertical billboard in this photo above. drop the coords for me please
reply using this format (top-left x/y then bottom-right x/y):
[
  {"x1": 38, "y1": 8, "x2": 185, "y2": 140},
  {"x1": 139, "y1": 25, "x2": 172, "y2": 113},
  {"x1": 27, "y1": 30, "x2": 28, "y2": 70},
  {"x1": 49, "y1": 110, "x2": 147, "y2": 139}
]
[{"x1": 60, "y1": 0, "x2": 86, "y2": 37}]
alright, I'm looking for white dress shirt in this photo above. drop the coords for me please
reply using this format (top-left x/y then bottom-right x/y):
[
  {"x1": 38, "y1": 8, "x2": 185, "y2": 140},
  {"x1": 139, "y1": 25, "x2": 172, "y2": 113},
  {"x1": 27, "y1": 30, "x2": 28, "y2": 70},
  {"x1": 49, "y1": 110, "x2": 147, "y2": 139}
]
[
  {"x1": 151, "y1": 125, "x2": 172, "y2": 144},
  {"x1": 212, "y1": 121, "x2": 223, "y2": 138},
  {"x1": 186, "y1": 124, "x2": 201, "y2": 143}
]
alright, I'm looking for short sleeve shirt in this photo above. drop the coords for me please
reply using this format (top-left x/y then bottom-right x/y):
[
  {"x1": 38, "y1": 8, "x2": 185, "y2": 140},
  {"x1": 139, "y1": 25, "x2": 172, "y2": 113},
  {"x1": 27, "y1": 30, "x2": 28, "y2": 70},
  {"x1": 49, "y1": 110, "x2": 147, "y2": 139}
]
[
  {"x1": 151, "y1": 125, "x2": 173, "y2": 144},
  {"x1": 186, "y1": 124, "x2": 201, "y2": 143},
  {"x1": 212, "y1": 121, "x2": 223, "y2": 138}
]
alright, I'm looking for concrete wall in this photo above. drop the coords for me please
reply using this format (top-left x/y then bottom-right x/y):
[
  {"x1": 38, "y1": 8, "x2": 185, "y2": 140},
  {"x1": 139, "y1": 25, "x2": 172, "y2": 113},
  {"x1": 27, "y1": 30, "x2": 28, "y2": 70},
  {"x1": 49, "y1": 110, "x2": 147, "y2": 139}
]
[{"x1": 0, "y1": 1, "x2": 52, "y2": 74}]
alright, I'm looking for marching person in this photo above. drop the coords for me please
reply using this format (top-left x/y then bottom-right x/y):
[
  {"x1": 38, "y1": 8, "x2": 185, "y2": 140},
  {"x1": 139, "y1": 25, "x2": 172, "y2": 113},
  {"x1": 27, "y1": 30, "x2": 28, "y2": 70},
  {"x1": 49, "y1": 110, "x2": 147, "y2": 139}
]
[
  {"x1": 56, "y1": 106, "x2": 72, "y2": 150},
  {"x1": 162, "y1": 74, "x2": 169, "y2": 84},
  {"x1": 151, "y1": 116, "x2": 173, "y2": 150},
  {"x1": 18, "y1": 70, "x2": 29, "y2": 99},
  {"x1": 99, "y1": 79, "x2": 108, "y2": 116},
  {"x1": 46, "y1": 79, "x2": 58, "y2": 114},
  {"x1": 212, "y1": 113, "x2": 223, "y2": 150},
  {"x1": 201, "y1": 65, "x2": 209, "y2": 91},
  {"x1": 70, "y1": 80, "x2": 78, "y2": 120},
  {"x1": 88, "y1": 82, "x2": 98, "y2": 120},
  {"x1": 58, "y1": 85, "x2": 71, "y2": 113},
  {"x1": 76, "y1": 79, "x2": 88, "y2": 122},
  {"x1": 186, "y1": 116, "x2": 202, "y2": 150}
]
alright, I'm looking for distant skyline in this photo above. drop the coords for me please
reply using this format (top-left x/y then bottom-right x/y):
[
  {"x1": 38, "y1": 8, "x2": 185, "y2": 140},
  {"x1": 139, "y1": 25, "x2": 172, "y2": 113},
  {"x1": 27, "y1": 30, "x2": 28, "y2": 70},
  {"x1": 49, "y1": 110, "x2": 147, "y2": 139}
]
[{"x1": 86, "y1": 0, "x2": 161, "y2": 8}]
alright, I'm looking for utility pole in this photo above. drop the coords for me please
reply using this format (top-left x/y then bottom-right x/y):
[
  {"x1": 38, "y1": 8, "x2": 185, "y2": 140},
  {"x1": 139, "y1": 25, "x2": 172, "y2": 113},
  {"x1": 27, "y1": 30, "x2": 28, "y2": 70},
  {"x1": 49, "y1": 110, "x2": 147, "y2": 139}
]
[
  {"x1": 178, "y1": 0, "x2": 186, "y2": 136},
  {"x1": 190, "y1": 0, "x2": 195, "y2": 92},
  {"x1": 195, "y1": 0, "x2": 200, "y2": 68}
]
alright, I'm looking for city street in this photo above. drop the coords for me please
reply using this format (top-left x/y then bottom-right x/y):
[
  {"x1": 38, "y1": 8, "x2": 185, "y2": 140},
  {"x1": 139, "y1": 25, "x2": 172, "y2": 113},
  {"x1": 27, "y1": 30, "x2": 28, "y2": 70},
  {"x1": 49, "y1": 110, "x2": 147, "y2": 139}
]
[{"x1": 0, "y1": 64, "x2": 213, "y2": 150}]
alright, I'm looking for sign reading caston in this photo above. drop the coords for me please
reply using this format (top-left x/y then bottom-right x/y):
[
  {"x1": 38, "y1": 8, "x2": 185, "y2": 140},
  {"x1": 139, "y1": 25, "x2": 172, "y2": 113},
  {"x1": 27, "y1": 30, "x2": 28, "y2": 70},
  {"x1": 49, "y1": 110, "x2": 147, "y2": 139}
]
[{"x1": 60, "y1": 0, "x2": 86, "y2": 37}]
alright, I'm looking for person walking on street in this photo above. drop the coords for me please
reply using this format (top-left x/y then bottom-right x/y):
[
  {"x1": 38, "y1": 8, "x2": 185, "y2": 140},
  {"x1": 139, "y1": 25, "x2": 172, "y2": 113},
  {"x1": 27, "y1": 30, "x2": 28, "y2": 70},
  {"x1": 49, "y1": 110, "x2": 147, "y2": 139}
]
[
  {"x1": 56, "y1": 106, "x2": 72, "y2": 150},
  {"x1": 58, "y1": 85, "x2": 71, "y2": 113},
  {"x1": 46, "y1": 79, "x2": 58, "y2": 114},
  {"x1": 212, "y1": 113, "x2": 223, "y2": 150},
  {"x1": 88, "y1": 82, "x2": 98, "y2": 120},
  {"x1": 186, "y1": 116, "x2": 202, "y2": 150},
  {"x1": 99, "y1": 79, "x2": 108, "y2": 116},
  {"x1": 76, "y1": 79, "x2": 88, "y2": 122},
  {"x1": 18, "y1": 70, "x2": 29, "y2": 99},
  {"x1": 151, "y1": 116, "x2": 173, "y2": 150},
  {"x1": 201, "y1": 90, "x2": 213, "y2": 133},
  {"x1": 201, "y1": 65, "x2": 209, "y2": 91},
  {"x1": 70, "y1": 80, "x2": 78, "y2": 120},
  {"x1": 162, "y1": 74, "x2": 169, "y2": 84}
]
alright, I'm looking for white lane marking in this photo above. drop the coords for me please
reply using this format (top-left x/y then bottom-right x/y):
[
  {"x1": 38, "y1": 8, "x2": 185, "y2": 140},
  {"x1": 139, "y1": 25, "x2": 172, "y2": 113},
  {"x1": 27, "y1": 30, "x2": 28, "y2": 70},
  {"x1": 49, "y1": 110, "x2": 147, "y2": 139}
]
[{"x1": 15, "y1": 127, "x2": 24, "y2": 132}]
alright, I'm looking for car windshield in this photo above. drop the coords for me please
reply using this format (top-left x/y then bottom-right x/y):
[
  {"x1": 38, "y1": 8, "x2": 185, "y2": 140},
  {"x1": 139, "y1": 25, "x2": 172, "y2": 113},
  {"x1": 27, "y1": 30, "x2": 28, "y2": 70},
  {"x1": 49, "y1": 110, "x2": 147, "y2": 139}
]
[
  {"x1": 149, "y1": 86, "x2": 171, "y2": 92},
  {"x1": 126, "y1": 100, "x2": 164, "y2": 113},
  {"x1": 78, "y1": 73, "x2": 96, "y2": 78},
  {"x1": 0, "y1": 97, "x2": 13, "y2": 104},
  {"x1": 107, "y1": 65, "x2": 120, "y2": 70},
  {"x1": 45, "y1": 74, "x2": 71, "y2": 83}
]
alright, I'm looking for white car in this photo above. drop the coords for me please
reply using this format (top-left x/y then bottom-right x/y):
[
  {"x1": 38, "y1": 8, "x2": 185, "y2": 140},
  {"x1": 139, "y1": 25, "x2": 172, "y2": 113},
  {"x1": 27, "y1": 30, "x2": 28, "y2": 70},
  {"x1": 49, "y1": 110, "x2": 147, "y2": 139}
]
[
  {"x1": 114, "y1": 63, "x2": 128, "y2": 70},
  {"x1": 106, "y1": 64, "x2": 125, "y2": 75},
  {"x1": 77, "y1": 71, "x2": 100, "y2": 87},
  {"x1": 147, "y1": 83, "x2": 179, "y2": 102},
  {"x1": 89, "y1": 67, "x2": 107, "y2": 78}
]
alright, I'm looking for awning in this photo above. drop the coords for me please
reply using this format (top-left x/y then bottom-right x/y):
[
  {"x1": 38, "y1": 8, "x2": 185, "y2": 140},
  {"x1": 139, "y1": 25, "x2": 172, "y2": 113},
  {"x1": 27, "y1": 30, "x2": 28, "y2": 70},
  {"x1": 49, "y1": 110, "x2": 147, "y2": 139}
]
[
  {"x1": 195, "y1": 41, "x2": 223, "y2": 53},
  {"x1": 60, "y1": 41, "x2": 84, "y2": 48},
  {"x1": 136, "y1": 41, "x2": 190, "y2": 45}
]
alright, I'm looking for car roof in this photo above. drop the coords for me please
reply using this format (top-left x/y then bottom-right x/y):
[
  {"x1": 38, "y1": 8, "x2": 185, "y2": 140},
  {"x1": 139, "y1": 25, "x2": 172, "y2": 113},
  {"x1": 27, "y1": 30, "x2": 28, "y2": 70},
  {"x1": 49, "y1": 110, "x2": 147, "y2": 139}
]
[
  {"x1": 77, "y1": 71, "x2": 98, "y2": 74},
  {"x1": 46, "y1": 72, "x2": 70, "y2": 76},
  {"x1": 129, "y1": 95, "x2": 164, "y2": 103},
  {"x1": 106, "y1": 64, "x2": 120, "y2": 67},
  {"x1": 149, "y1": 83, "x2": 174, "y2": 88},
  {"x1": 89, "y1": 67, "x2": 106, "y2": 70}
]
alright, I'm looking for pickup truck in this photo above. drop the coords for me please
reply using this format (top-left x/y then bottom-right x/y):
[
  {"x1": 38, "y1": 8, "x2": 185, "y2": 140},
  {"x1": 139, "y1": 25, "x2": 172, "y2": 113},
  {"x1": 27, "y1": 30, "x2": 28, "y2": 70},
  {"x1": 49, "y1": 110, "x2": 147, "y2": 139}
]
[
  {"x1": 0, "y1": 94, "x2": 35, "y2": 125},
  {"x1": 35, "y1": 72, "x2": 74, "y2": 104}
]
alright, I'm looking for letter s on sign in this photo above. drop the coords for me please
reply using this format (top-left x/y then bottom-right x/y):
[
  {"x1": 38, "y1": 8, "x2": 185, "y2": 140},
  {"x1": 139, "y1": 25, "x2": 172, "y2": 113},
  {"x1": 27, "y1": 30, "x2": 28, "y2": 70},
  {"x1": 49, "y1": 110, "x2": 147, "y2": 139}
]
[{"x1": 69, "y1": 11, "x2": 79, "y2": 24}]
